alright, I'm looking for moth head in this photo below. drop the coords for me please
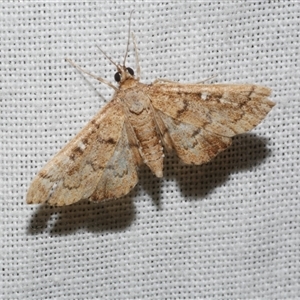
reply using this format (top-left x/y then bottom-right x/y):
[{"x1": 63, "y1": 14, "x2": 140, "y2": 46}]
[{"x1": 114, "y1": 65, "x2": 134, "y2": 84}]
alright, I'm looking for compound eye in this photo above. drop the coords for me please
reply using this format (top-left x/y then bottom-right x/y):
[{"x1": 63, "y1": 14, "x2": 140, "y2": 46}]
[
  {"x1": 126, "y1": 67, "x2": 134, "y2": 76},
  {"x1": 114, "y1": 72, "x2": 121, "y2": 82}
]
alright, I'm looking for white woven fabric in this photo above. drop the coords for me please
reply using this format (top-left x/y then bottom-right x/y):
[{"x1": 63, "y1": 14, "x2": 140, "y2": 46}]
[{"x1": 1, "y1": 2, "x2": 299, "y2": 299}]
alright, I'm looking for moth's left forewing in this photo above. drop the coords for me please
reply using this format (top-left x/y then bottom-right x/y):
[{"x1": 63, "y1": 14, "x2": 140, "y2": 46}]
[{"x1": 27, "y1": 100, "x2": 141, "y2": 206}]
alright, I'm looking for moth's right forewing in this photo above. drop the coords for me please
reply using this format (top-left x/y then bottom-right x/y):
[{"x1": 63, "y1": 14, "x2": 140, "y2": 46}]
[
  {"x1": 147, "y1": 82, "x2": 274, "y2": 166},
  {"x1": 26, "y1": 100, "x2": 126, "y2": 206},
  {"x1": 149, "y1": 83, "x2": 274, "y2": 138}
]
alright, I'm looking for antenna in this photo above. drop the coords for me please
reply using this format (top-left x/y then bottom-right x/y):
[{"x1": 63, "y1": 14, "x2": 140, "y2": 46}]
[
  {"x1": 65, "y1": 58, "x2": 117, "y2": 91},
  {"x1": 123, "y1": 10, "x2": 134, "y2": 66},
  {"x1": 96, "y1": 46, "x2": 119, "y2": 69}
]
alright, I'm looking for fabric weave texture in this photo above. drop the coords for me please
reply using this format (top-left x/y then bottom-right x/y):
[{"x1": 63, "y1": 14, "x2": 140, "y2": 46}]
[{"x1": 1, "y1": 2, "x2": 299, "y2": 299}]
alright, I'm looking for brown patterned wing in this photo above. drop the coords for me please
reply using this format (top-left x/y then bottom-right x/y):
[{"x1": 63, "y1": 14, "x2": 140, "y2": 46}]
[
  {"x1": 149, "y1": 83, "x2": 274, "y2": 165},
  {"x1": 156, "y1": 111, "x2": 232, "y2": 165},
  {"x1": 90, "y1": 122, "x2": 141, "y2": 202},
  {"x1": 26, "y1": 100, "x2": 141, "y2": 206},
  {"x1": 149, "y1": 83, "x2": 275, "y2": 138}
]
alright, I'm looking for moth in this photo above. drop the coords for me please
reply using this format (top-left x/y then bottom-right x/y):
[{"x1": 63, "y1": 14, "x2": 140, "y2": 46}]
[{"x1": 26, "y1": 17, "x2": 275, "y2": 206}]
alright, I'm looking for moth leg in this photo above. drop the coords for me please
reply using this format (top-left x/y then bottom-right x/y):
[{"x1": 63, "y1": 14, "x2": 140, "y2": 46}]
[
  {"x1": 153, "y1": 78, "x2": 180, "y2": 84},
  {"x1": 131, "y1": 33, "x2": 141, "y2": 80},
  {"x1": 153, "y1": 76, "x2": 217, "y2": 85},
  {"x1": 195, "y1": 74, "x2": 218, "y2": 84}
]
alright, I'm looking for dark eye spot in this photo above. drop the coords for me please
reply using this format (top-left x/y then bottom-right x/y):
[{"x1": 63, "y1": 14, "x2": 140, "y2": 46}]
[
  {"x1": 126, "y1": 67, "x2": 134, "y2": 76},
  {"x1": 114, "y1": 72, "x2": 121, "y2": 82}
]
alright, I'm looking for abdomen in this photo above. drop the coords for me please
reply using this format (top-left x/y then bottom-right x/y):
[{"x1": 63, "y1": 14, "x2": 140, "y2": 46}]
[{"x1": 122, "y1": 89, "x2": 164, "y2": 178}]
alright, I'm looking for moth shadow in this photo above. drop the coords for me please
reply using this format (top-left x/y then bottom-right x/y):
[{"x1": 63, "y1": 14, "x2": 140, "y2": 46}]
[
  {"x1": 164, "y1": 134, "x2": 272, "y2": 199},
  {"x1": 27, "y1": 195, "x2": 135, "y2": 236},
  {"x1": 138, "y1": 165, "x2": 164, "y2": 208}
]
